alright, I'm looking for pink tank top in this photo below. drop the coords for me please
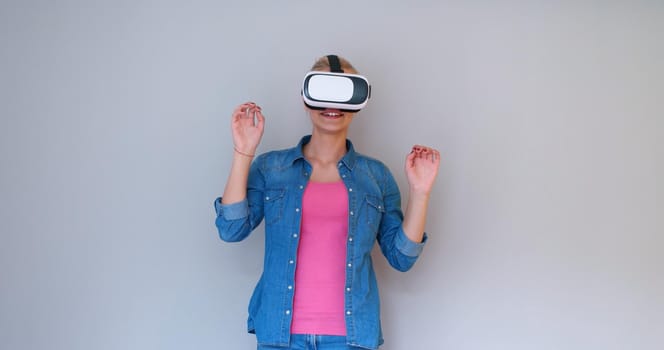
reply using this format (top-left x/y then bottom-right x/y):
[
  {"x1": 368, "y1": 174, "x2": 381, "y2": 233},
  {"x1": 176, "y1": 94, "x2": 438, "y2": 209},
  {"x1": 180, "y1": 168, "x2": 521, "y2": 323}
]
[{"x1": 291, "y1": 181, "x2": 348, "y2": 336}]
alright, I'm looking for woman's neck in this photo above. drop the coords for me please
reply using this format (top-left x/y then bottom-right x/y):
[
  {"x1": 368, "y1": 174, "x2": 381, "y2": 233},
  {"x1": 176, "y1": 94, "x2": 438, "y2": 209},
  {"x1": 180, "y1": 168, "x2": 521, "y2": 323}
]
[{"x1": 303, "y1": 130, "x2": 347, "y2": 165}]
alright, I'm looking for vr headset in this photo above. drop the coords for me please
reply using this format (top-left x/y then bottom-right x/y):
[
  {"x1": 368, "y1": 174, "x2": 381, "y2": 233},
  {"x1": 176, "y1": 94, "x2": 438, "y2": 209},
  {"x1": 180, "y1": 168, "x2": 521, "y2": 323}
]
[{"x1": 302, "y1": 55, "x2": 371, "y2": 112}]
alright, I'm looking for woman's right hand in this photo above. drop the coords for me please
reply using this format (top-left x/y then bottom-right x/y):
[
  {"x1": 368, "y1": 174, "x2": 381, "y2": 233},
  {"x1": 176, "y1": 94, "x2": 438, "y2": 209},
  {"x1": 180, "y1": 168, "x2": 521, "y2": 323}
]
[{"x1": 231, "y1": 102, "x2": 265, "y2": 156}]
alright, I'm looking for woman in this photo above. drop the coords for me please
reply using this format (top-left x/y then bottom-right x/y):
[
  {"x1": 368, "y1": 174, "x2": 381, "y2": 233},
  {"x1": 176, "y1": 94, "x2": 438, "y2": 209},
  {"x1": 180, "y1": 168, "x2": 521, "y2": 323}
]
[{"x1": 214, "y1": 55, "x2": 440, "y2": 349}]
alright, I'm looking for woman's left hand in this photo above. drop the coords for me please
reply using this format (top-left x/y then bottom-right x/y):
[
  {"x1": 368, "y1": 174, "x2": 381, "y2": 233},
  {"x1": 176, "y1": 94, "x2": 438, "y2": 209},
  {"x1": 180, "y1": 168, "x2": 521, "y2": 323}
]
[{"x1": 404, "y1": 145, "x2": 441, "y2": 195}]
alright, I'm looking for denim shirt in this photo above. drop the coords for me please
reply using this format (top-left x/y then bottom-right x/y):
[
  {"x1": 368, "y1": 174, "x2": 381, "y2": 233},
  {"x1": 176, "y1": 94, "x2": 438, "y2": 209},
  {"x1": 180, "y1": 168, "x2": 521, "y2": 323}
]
[{"x1": 214, "y1": 136, "x2": 427, "y2": 350}]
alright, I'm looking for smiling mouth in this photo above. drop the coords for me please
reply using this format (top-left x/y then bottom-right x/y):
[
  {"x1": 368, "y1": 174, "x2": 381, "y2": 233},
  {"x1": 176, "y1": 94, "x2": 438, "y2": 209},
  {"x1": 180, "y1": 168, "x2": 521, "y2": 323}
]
[{"x1": 321, "y1": 109, "x2": 344, "y2": 118}]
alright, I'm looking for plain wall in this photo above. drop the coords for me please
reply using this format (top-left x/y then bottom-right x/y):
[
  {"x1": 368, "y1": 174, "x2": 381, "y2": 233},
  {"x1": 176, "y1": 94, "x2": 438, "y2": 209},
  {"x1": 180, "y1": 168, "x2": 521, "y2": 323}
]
[{"x1": 1, "y1": 1, "x2": 662, "y2": 349}]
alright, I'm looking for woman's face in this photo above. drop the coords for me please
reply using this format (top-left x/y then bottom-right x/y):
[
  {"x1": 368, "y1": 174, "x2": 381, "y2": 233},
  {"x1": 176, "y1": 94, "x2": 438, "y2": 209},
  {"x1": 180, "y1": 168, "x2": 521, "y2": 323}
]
[{"x1": 304, "y1": 66, "x2": 357, "y2": 136}]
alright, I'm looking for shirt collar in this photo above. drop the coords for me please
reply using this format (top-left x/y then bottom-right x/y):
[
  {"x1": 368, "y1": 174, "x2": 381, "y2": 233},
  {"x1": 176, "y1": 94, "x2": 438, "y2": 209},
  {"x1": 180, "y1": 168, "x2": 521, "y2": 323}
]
[{"x1": 286, "y1": 135, "x2": 357, "y2": 170}]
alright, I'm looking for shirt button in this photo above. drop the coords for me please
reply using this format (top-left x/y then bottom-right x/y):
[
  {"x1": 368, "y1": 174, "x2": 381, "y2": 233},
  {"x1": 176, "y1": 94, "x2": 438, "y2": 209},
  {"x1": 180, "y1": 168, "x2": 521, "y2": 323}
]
[
  {"x1": 346, "y1": 287, "x2": 351, "y2": 292},
  {"x1": 288, "y1": 285, "x2": 293, "y2": 290},
  {"x1": 293, "y1": 233, "x2": 298, "y2": 238},
  {"x1": 342, "y1": 174, "x2": 346, "y2": 178},
  {"x1": 265, "y1": 196, "x2": 270, "y2": 200},
  {"x1": 348, "y1": 237, "x2": 353, "y2": 242},
  {"x1": 299, "y1": 185, "x2": 304, "y2": 189},
  {"x1": 289, "y1": 260, "x2": 294, "y2": 264},
  {"x1": 347, "y1": 263, "x2": 352, "y2": 267},
  {"x1": 346, "y1": 310, "x2": 352, "y2": 315},
  {"x1": 286, "y1": 310, "x2": 291, "y2": 315},
  {"x1": 295, "y1": 208, "x2": 300, "y2": 212},
  {"x1": 350, "y1": 211, "x2": 354, "y2": 216},
  {"x1": 349, "y1": 188, "x2": 353, "y2": 192}
]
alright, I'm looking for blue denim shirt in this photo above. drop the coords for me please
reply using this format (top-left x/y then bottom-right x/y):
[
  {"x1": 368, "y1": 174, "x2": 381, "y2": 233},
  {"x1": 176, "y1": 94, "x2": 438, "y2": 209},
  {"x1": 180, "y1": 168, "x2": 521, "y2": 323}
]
[{"x1": 214, "y1": 136, "x2": 427, "y2": 350}]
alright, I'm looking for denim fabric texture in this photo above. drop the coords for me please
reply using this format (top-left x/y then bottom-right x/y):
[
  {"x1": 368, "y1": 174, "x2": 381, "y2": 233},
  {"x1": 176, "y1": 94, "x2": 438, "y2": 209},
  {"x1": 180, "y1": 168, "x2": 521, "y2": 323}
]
[{"x1": 214, "y1": 135, "x2": 427, "y2": 350}]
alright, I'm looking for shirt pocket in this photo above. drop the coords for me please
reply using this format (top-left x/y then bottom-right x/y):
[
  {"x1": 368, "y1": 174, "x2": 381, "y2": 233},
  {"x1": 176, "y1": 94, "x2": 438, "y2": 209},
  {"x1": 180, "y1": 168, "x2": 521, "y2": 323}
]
[
  {"x1": 364, "y1": 194, "x2": 385, "y2": 233},
  {"x1": 263, "y1": 189, "x2": 286, "y2": 224}
]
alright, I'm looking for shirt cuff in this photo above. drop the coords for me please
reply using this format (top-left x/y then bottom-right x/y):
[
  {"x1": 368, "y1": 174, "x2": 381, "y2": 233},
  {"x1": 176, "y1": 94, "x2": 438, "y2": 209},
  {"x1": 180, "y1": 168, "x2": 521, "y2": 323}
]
[
  {"x1": 214, "y1": 197, "x2": 250, "y2": 220},
  {"x1": 395, "y1": 229, "x2": 428, "y2": 257}
]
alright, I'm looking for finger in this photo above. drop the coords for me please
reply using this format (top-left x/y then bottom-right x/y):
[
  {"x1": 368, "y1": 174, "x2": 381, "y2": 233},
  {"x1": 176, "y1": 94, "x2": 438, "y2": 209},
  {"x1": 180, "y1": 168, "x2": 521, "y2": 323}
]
[
  {"x1": 405, "y1": 150, "x2": 417, "y2": 168},
  {"x1": 232, "y1": 103, "x2": 249, "y2": 119},
  {"x1": 414, "y1": 144, "x2": 434, "y2": 152},
  {"x1": 413, "y1": 145, "x2": 439, "y2": 161},
  {"x1": 416, "y1": 150, "x2": 432, "y2": 162},
  {"x1": 412, "y1": 147, "x2": 429, "y2": 163},
  {"x1": 233, "y1": 102, "x2": 257, "y2": 120},
  {"x1": 432, "y1": 150, "x2": 441, "y2": 163},
  {"x1": 247, "y1": 106, "x2": 263, "y2": 126},
  {"x1": 246, "y1": 102, "x2": 262, "y2": 112},
  {"x1": 417, "y1": 148, "x2": 431, "y2": 158},
  {"x1": 232, "y1": 109, "x2": 248, "y2": 126},
  {"x1": 241, "y1": 101, "x2": 256, "y2": 110},
  {"x1": 413, "y1": 145, "x2": 434, "y2": 160},
  {"x1": 255, "y1": 109, "x2": 266, "y2": 130}
]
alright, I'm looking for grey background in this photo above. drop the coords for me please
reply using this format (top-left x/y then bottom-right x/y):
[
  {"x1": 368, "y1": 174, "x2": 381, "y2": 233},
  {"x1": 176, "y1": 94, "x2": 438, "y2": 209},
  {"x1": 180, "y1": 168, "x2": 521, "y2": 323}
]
[{"x1": 1, "y1": 1, "x2": 662, "y2": 349}]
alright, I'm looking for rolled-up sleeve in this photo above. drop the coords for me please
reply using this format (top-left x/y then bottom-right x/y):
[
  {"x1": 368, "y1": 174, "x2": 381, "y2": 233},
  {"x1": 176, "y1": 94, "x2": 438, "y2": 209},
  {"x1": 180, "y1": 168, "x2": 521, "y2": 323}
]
[
  {"x1": 376, "y1": 164, "x2": 428, "y2": 272},
  {"x1": 395, "y1": 229, "x2": 428, "y2": 257},
  {"x1": 214, "y1": 197, "x2": 249, "y2": 220},
  {"x1": 213, "y1": 155, "x2": 266, "y2": 242},
  {"x1": 214, "y1": 197, "x2": 253, "y2": 242}
]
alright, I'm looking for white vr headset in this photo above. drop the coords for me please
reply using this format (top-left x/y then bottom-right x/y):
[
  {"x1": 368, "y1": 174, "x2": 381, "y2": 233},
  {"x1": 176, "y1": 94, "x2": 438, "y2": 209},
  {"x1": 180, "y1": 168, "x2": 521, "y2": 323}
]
[{"x1": 301, "y1": 55, "x2": 371, "y2": 112}]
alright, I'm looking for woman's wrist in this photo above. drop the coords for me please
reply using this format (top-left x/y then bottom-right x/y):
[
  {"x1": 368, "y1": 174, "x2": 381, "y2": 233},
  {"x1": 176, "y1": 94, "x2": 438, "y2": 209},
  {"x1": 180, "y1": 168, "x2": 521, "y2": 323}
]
[
  {"x1": 408, "y1": 186, "x2": 431, "y2": 198},
  {"x1": 408, "y1": 188, "x2": 431, "y2": 201},
  {"x1": 233, "y1": 147, "x2": 255, "y2": 158}
]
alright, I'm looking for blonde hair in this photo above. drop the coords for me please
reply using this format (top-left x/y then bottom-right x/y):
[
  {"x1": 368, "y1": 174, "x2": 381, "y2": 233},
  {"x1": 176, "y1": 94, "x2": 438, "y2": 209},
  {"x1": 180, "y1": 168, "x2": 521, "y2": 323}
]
[{"x1": 310, "y1": 55, "x2": 359, "y2": 74}]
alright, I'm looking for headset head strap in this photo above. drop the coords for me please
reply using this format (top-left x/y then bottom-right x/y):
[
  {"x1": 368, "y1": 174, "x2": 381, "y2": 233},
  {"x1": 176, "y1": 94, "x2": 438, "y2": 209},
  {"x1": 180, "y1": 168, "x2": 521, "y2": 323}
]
[{"x1": 327, "y1": 55, "x2": 344, "y2": 73}]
